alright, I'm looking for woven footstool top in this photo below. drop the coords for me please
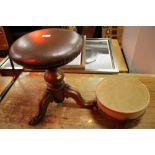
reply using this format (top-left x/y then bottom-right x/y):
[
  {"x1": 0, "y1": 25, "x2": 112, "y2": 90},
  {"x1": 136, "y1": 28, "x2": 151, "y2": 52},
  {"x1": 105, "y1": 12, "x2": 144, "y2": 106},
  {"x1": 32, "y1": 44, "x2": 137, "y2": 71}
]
[{"x1": 9, "y1": 28, "x2": 83, "y2": 69}]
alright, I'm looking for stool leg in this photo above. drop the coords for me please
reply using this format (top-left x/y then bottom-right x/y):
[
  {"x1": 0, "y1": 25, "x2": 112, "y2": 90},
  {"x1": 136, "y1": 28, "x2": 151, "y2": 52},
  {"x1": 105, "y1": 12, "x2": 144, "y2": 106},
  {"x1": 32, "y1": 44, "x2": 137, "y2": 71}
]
[
  {"x1": 64, "y1": 84, "x2": 96, "y2": 108},
  {"x1": 29, "y1": 91, "x2": 53, "y2": 125}
]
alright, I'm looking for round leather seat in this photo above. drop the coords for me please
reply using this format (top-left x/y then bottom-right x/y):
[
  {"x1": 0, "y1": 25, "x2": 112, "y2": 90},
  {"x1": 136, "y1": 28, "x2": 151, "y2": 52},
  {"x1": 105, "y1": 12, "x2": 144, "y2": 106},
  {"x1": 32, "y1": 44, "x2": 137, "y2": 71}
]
[{"x1": 9, "y1": 28, "x2": 83, "y2": 69}]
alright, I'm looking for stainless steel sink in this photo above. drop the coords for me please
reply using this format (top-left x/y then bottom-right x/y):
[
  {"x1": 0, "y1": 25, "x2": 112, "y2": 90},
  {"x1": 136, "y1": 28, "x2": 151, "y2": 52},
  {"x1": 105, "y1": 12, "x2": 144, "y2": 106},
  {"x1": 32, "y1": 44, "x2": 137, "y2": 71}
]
[{"x1": 84, "y1": 38, "x2": 118, "y2": 73}]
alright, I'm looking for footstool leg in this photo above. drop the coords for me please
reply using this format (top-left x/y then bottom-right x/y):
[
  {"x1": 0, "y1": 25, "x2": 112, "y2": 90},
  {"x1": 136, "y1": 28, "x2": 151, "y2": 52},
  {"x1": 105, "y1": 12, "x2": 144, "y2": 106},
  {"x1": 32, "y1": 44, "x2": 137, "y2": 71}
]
[
  {"x1": 29, "y1": 91, "x2": 53, "y2": 125},
  {"x1": 64, "y1": 84, "x2": 96, "y2": 108}
]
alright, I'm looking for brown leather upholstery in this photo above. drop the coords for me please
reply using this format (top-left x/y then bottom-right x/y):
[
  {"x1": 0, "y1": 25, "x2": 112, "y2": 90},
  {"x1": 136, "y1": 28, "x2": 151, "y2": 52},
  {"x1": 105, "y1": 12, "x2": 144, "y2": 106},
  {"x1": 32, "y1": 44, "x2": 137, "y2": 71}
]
[{"x1": 9, "y1": 28, "x2": 83, "y2": 69}]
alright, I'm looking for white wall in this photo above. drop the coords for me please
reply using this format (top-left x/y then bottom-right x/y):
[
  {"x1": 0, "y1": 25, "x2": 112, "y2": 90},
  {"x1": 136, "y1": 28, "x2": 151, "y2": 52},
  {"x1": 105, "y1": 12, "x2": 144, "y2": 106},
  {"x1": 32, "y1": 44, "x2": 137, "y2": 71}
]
[{"x1": 122, "y1": 26, "x2": 155, "y2": 73}]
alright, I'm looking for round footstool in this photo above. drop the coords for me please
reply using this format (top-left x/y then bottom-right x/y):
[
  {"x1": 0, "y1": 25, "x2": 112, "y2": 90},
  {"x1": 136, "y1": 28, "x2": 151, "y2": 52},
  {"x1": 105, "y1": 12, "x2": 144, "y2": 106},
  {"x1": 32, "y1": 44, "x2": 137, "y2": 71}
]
[{"x1": 96, "y1": 75, "x2": 150, "y2": 121}]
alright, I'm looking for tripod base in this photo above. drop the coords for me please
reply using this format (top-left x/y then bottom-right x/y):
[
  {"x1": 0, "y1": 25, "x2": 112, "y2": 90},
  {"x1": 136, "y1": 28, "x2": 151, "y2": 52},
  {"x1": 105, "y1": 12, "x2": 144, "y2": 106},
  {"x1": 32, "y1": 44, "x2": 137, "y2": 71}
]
[{"x1": 29, "y1": 69, "x2": 95, "y2": 125}]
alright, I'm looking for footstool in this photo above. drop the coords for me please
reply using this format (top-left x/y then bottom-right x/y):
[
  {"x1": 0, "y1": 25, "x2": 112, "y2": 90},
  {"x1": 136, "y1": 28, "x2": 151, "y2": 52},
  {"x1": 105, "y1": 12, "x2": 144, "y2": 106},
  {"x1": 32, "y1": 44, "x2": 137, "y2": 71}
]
[{"x1": 9, "y1": 28, "x2": 95, "y2": 125}]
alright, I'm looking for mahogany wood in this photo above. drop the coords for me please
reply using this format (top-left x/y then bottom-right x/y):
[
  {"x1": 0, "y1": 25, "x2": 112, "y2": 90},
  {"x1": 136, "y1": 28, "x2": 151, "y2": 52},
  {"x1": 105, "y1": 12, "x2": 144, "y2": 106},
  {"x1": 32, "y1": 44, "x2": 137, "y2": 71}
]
[
  {"x1": 0, "y1": 72, "x2": 155, "y2": 129},
  {"x1": 1, "y1": 73, "x2": 155, "y2": 128},
  {"x1": 29, "y1": 69, "x2": 95, "y2": 125}
]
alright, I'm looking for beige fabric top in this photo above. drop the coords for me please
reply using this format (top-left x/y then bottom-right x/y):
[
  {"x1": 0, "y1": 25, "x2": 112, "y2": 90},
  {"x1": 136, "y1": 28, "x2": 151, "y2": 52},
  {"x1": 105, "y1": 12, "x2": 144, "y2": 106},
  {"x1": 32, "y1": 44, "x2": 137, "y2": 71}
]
[{"x1": 96, "y1": 75, "x2": 150, "y2": 113}]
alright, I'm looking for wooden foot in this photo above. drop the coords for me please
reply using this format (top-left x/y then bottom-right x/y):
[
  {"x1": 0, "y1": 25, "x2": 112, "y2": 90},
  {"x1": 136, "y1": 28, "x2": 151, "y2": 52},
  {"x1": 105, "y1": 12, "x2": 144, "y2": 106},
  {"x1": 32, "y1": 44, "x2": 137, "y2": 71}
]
[{"x1": 29, "y1": 91, "x2": 53, "y2": 125}]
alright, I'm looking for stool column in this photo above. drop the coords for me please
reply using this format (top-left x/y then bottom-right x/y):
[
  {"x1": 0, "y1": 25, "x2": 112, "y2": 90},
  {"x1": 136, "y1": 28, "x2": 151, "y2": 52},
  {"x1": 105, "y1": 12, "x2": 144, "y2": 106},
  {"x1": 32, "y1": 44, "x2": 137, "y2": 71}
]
[{"x1": 29, "y1": 69, "x2": 65, "y2": 125}]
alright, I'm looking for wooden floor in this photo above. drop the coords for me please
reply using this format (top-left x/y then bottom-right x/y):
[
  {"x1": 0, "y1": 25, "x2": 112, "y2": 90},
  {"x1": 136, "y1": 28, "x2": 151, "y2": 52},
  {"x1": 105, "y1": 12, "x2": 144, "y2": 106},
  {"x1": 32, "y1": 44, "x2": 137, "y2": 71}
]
[
  {"x1": 0, "y1": 72, "x2": 155, "y2": 129},
  {"x1": 0, "y1": 76, "x2": 13, "y2": 94}
]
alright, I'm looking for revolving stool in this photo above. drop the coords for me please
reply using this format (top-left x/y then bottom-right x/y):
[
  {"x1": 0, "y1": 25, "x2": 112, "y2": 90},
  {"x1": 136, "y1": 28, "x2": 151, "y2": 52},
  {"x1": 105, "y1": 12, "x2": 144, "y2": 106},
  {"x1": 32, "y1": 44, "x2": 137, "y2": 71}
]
[{"x1": 9, "y1": 28, "x2": 94, "y2": 125}]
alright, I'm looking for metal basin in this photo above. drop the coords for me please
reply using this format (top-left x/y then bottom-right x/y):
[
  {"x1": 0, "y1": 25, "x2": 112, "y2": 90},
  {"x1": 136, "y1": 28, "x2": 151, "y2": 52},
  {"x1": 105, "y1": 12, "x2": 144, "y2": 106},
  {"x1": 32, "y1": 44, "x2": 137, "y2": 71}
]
[{"x1": 85, "y1": 38, "x2": 118, "y2": 73}]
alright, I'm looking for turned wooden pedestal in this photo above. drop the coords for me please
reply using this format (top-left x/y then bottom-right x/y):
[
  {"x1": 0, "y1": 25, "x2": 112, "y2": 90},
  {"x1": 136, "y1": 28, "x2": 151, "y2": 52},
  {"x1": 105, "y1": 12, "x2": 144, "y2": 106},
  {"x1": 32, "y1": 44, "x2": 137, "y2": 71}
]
[{"x1": 29, "y1": 69, "x2": 95, "y2": 125}]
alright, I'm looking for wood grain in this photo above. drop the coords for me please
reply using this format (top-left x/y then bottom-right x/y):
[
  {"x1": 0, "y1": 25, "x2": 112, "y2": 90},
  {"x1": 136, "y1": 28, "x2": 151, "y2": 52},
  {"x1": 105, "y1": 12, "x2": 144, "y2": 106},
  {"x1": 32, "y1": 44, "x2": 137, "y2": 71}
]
[
  {"x1": 0, "y1": 72, "x2": 155, "y2": 128},
  {"x1": 0, "y1": 76, "x2": 13, "y2": 93},
  {"x1": 111, "y1": 39, "x2": 128, "y2": 73}
]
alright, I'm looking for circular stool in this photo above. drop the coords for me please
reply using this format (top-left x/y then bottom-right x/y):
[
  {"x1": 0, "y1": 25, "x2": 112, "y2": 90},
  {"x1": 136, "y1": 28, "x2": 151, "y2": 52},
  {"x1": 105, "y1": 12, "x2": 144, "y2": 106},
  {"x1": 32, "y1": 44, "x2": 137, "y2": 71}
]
[
  {"x1": 9, "y1": 28, "x2": 94, "y2": 125},
  {"x1": 96, "y1": 75, "x2": 150, "y2": 121}
]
